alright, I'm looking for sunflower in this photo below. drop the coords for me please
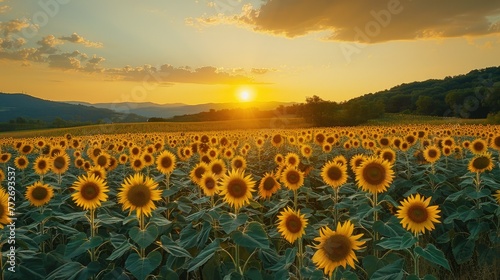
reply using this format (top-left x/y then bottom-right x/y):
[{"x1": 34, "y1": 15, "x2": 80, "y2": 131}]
[
  {"x1": 118, "y1": 173, "x2": 161, "y2": 217},
  {"x1": 51, "y1": 153, "x2": 71, "y2": 174},
  {"x1": 94, "y1": 152, "x2": 111, "y2": 169},
  {"x1": 355, "y1": 157, "x2": 394, "y2": 194},
  {"x1": 332, "y1": 155, "x2": 347, "y2": 166},
  {"x1": 280, "y1": 166, "x2": 305, "y2": 191},
  {"x1": 312, "y1": 220, "x2": 366, "y2": 277},
  {"x1": 468, "y1": 152, "x2": 494, "y2": 173},
  {"x1": 284, "y1": 153, "x2": 300, "y2": 167},
  {"x1": 34, "y1": 156, "x2": 52, "y2": 176},
  {"x1": 14, "y1": 155, "x2": 29, "y2": 170},
  {"x1": 20, "y1": 143, "x2": 34, "y2": 154},
  {"x1": 423, "y1": 145, "x2": 441, "y2": 163},
  {"x1": 0, "y1": 153, "x2": 12, "y2": 163},
  {"x1": 349, "y1": 154, "x2": 366, "y2": 172},
  {"x1": 231, "y1": 156, "x2": 247, "y2": 171},
  {"x1": 87, "y1": 165, "x2": 107, "y2": 180},
  {"x1": 218, "y1": 169, "x2": 256, "y2": 210},
  {"x1": 0, "y1": 189, "x2": 11, "y2": 228},
  {"x1": 276, "y1": 207, "x2": 308, "y2": 244},
  {"x1": 490, "y1": 134, "x2": 500, "y2": 150},
  {"x1": 119, "y1": 154, "x2": 128, "y2": 165},
  {"x1": 199, "y1": 173, "x2": 219, "y2": 196},
  {"x1": 321, "y1": 161, "x2": 348, "y2": 188},
  {"x1": 396, "y1": 193, "x2": 441, "y2": 235},
  {"x1": 271, "y1": 134, "x2": 284, "y2": 147},
  {"x1": 209, "y1": 159, "x2": 227, "y2": 178},
  {"x1": 379, "y1": 148, "x2": 396, "y2": 164},
  {"x1": 274, "y1": 154, "x2": 285, "y2": 166},
  {"x1": 71, "y1": 174, "x2": 109, "y2": 210},
  {"x1": 300, "y1": 145, "x2": 313, "y2": 159},
  {"x1": 155, "y1": 150, "x2": 176, "y2": 174},
  {"x1": 469, "y1": 139, "x2": 488, "y2": 154},
  {"x1": 494, "y1": 190, "x2": 500, "y2": 204},
  {"x1": 258, "y1": 172, "x2": 281, "y2": 199},
  {"x1": 25, "y1": 181, "x2": 54, "y2": 207},
  {"x1": 130, "y1": 157, "x2": 145, "y2": 172},
  {"x1": 0, "y1": 170, "x2": 4, "y2": 182},
  {"x1": 190, "y1": 162, "x2": 209, "y2": 185}
]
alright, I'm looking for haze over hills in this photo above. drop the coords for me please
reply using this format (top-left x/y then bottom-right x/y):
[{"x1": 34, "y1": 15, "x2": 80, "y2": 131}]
[
  {"x1": 0, "y1": 93, "x2": 146, "y2": 123},
  {"x1": 67, "y1": 101, "x2": 296, "y2": 118}
]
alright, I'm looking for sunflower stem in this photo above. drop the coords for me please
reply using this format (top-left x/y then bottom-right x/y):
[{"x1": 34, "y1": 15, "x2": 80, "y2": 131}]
[
  {"x1": 414, "y1": 236, "x2": 420, "y2": 278},
  {"x1": 373, "y1": 191, "x2": 379, "y2": 258},
  {"x1": 90, "y1": 208, "x2": 96, "y2": 263},
  {"x1": 235, "y1": 208, "x2": 241, "y2": 275},
  {"x1": 293, "y1": 189, "x2": 298, "y2": 211},
  {"x1": 297, "y1": 237, "x2": 303, "y2": 280}
]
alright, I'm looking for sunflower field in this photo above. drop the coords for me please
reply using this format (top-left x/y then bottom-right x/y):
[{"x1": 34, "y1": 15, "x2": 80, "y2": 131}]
[{"x1": 0, "y1": 124, "x2": 499, "y2": 280}]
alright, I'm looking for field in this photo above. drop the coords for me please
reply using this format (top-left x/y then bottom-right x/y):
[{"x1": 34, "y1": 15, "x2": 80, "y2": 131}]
[{"x1": 1, "y1": 123, "x2": 499, "y2": 279}]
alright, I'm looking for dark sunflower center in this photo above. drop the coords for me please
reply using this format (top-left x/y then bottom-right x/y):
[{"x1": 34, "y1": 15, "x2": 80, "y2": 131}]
[
  {"x1": 407, "y1": 205, "x2": 428, "y2": 223},
  {"x1": 212, "y1": 164, "x2": 223, "y2": 174},
  {"x1": 32, "y1": 186, "x2": 48, "y2": 201},
  {"x1": 91, "y1": 171, "x2": 103, "y2": 178},
  {"x1": 428, "y1": 149, "x2": 438, "y2": 158},
  {"x1": 22, "y1": 145, "x2": 31, "y2": 153},
  {"x1": 97, "y1": 156, "x2": 108, "y2": 167},
  {"x1": 233, "y1": 160, "x2": 243, "y2": 169},
  {"x1": 382, "y1": 152, "x2": 394, "y2": 162},
  {"x1": 472, "y1": 156, "x2": 490, "y2": 170},
  {"x1": 323, "y1": 234, "x2": 352, "y2": 262},
  {"x1": 195, "y1": 167, "x2": 206, "y2": 179},
  {"x1": 227, "y1": 179, "x2": 247, "y2": 198},
  {"x1": 263, "y1": 177, "x2": 276, "y2": 191},
  {"x1": 362, "y1": 163, "x2": 385, "y2": 185},
  {"x1": 144, "y1": 154, "x2": 152, "y2": 163},
  {"x1": 1, "y1": 155, "x2": 8, "y2": 161},
  {"x1": 81, "y1": 182, "x2": 100, "y2": 200},
  {"x1": 288, "y1": 157, "x2": 297, "y2": 166},
  {"x1": 394, "y1": 139, "x2": 401, "y2": 147},
  {"x1": 473, "y1": 142, "x2": 484, "y2": 152},
  {"x1": 316, "y1": 134, "x2": 325, "y2": 143},
  {"x1": 304, "y1": 148, "x2": 311, "y2": 154},
  {"x1": 53, "y1": 156, "x2": 66, "y2": 169},
  {"x1": 273, "y1": 135, "x2": 282, "y2": 144},
  {"x1": 494, "y1": 136, "x2": 500, "y2": 147},
  {"x1": 51, "y1": 149, "x2": 61, "y2": 157},
  {"x1": 18, "y1": 158, "x2": 27, "y2": 166},
  {"x1": 205, "y1": 178, "x2": 216, "y2": 190},
  {"x1": 131, "y1": 148, "x2": 140, "y2": 155},
  {"x1": 161, "y1": 156, "x2": 173, "y2": 168},
  {"x1": 285, "y1": 215, "x2": 303, "y2": 233},
  {"x1": 38, "y1": 160, "x2": 47, "y2": 170},
  {"x1": 380, "y1": 138, "x2": 389, "y2": 146},
  {"x1": 327, "y1": 166, "x2": 342, "y2": 181},
  {"x1": 286, "y1": 171, "x2": 301, "y2": 184},
  {"x1": 127, "y1": 184, "x2": 151, "y2": 207},
  {"x1": 133, "y1": 159, "x2": 142, "y2": 168}
]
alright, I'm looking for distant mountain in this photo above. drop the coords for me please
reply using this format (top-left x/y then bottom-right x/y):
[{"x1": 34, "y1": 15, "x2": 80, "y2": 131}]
[
  {"x1": 67, "y1": 101, "x2": 296, "y2": 118},
  {"x1": 0, "y1": 93, "x2": 147, "y2": 123}
]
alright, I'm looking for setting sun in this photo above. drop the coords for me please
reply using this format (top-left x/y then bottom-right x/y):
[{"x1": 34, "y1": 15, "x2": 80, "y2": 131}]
[{"x1": 238, "y1": 89, "x2": 254, "y2": 102}]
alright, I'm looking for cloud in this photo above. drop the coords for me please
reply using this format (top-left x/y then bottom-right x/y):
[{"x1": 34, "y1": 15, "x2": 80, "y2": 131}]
[
  {"x1": 0, "y1": 19, "x2": 33, "y2": 36},
  {"x1": 251, "y1": 68, "x2": 276, "y2": 75},
  {"x1": 193, "y1": 0, "x2": 500, "y2": 43},
  {"x1": 0, "y1": 5, "x2": 10, "y2": 14},
  {"x1": 59, "y1": 32, "x2": 103, "y2": 48},
  {"x1": 106, "y1": 64, "x2": 255, "y2": 85}
]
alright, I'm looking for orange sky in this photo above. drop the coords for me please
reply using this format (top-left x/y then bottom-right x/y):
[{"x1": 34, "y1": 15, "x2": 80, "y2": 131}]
[{"x1": 0, "y1": 0, "x2": 499, "y2": 105}]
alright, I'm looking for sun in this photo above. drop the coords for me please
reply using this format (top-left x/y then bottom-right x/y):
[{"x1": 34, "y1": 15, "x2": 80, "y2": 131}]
[{"x1": 239, "y1": 91, "x2": 251, "y2": 102}]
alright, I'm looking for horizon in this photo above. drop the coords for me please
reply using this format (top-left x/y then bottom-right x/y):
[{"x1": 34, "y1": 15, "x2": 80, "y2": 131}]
[{"x1": 0, "y1": 1, "x2": 499, "y2": 105}]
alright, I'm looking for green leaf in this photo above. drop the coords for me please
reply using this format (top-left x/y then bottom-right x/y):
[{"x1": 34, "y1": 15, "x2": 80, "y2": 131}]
[
  {"x1": 219, "y1": 213, "x2": 248, "y2": 234},
  {"x1": 452, "y1": 235, "x2": 475, "y2": 264},
  {"x1": 106, "y1": 240, "x2": 132, "y2": 261},
  {"x1": 467, "y1": 220, "x2": 490, "y2": 240},
  {"x1": 159, "y1": 266, "x2": 179, "y2": 280},
  {"x1": 129, "y1": 225, "x2": 159, "y2": 248},
  {"x1": 125, "y1": 251, "x2": 162, "y2": 280},
  {"x1": 362, "y1": 255, "x2": 385, "y2": 278},
  {"x1": 244, "y1": 267, "x2": 264, "y2": 280},
  {"x1": 267, "y1": 248, "x2": 297, "y2": 271},
  {"x1": 414, "y1": 244, "x2": 451, "y2": 271},
  {"x1": 46, "y1": 261, "x2": 101, "y2": 280},
  {"x1": 377, "y1": 232, "x2": 417, "y2": 250},
  {"x1": 65, "y1": 235, "x2": 103, "y2": 259},
  {"x1": 370, "y1": 258, "x2": 404, "y2": 280},
  {"x1": 188, "y1": 239, "x2": 220, "y2": 272},
  {"x1": 231, "y1": 222, "x2": 270, "y2": 249},
  {"x1": 160, "y1": 235, "x2": 192, "y2": 259}
]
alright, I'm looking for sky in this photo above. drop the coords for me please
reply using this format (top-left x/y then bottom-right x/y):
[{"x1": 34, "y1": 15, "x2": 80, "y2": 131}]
[{"x1": 0, "y1": 0, "x2": 499, "y2": 105}]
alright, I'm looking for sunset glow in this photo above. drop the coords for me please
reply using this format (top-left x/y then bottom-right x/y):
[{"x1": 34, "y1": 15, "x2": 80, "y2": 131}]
[{"x1": 0, "y1": 1, "x2": 499, "y2": 105}]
